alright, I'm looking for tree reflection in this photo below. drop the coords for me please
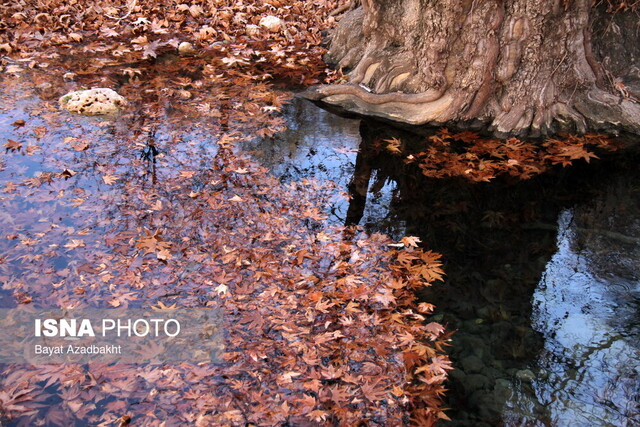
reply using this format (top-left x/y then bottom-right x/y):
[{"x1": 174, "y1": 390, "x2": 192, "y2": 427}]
[{"x1": 344, "y1": 119, "x2": 640, "y2": 425}]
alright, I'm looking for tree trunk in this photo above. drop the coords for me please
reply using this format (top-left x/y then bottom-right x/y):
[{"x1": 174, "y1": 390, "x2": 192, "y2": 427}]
[{"x1": 302, "y1": 0, "x2": 640, "y2": 137}]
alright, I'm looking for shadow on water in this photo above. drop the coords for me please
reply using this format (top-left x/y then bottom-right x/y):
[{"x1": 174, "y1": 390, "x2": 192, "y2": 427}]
[{"x1": 249, "y1": 100, "x2": 640, "y2": 426}]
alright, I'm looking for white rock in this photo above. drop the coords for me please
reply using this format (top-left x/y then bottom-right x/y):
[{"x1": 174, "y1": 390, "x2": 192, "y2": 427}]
[
  {"x1": 59, "y1": 88, "x2": 126, "y2": 116},
  {"x1": 259, "y1": 15, "x2": 283, "y2": 33},
  {"x1": 178, "y1": 41, "x2": 196, "y2": 55}
]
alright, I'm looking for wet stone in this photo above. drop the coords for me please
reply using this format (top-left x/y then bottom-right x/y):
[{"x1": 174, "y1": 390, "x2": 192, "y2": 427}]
[
  {"x1": 516, "y1": 369, "x2": 536, "y2": 383},
  {"x1": 469, "y1": 391, "x2": 502, "y2": 423},
  {"x1": 464, "y1": 374, "x2": 493, "y2": 395},
  {"x1": 493, "y1": 378, "x2": 514, "y2": 401},
  {"x1": 463, "y1": 318, "x2": 488, "y2": 334},
  {"x1": 457, "y1": 335, "x2": 488, "y2": 358},
  {"x1": 461, "y1": 355, "x2": 484, "y2": 373},
  {"x1": 449, "y1": 367, "x2": 467, "y2": 382},
  {"x1": 59, "y1": 88, "x2": 127, "y2": 116}
]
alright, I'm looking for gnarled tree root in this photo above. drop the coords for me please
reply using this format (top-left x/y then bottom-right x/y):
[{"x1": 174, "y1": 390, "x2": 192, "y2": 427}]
[{"x1": 298, "y1": 84, "x2": 455, "y2": 125}]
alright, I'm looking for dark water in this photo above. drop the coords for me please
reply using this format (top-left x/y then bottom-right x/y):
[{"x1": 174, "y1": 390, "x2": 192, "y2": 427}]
[{"x1": 247, "y1": 99, "x2": 640, "y2": 426}]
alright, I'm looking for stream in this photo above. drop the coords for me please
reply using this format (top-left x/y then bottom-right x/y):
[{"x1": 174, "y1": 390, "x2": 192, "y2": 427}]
[
  {"x1": 247, "y1": 99, "x2": 640, "y2": 426},
  {"x1": 0, "y1": 63, "x2": 638, "y2": 424}
]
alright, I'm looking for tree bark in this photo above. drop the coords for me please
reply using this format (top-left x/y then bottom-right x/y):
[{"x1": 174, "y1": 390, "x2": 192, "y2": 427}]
[{"x1": 302, "y1": 0, "x2": 640, "y2": 137}]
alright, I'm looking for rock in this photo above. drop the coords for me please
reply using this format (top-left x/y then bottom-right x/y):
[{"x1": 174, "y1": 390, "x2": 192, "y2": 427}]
[
  {"x1": 457, "y1": 335, "x2": 487, "y2": 359},
  {"x1": 463, "y1": 318, "x2": 488, "y2": 334},
  {"x1": 177, "y1": 89, "x2": 192, "y2": 100},
  {"x1": 59, "y1": 88, "x2": 126, "y2": 116},
  {"x1": 35, "y1": 82, "x2": 53, "y2": 97},
  {"x1": 259, "y1": 15, "x2": 283, "y2": 32},
  {"x1": 469, "y1": 391, "x2": 502, "y2": 424},
  {"x1": 245, "y1": 24, "x2": 260, "y2": 37},
  {"x1": 464, "y1": 374, "x2": 493, "y2": 394},
  {"x1": 448, "y1": 368, "x2": 466, "y2": 384},
  {"x1": 515, "y1": 369, "x2": 536, "y2": 383},
  {"x1": 461, "y1": 355, "x2": 484, "y2": 374},
  {"x1": 63, "y1": 72, "x2": 76, "y2": 81},
  {"x1": 476, "y1": 306, "x2": 488, "y2": 319},
  {"x1": 178, "y1": 42, "x2": 196, "y2": 56},
  {"x1": 494, "y1": 378, "x2": 514, "y2": 401},
  {"x1": 481, "y1": 366, "x2": 502, "y2": 380}
]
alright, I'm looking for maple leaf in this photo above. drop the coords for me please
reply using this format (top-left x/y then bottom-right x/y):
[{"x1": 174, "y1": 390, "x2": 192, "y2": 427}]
[
  {"x1": 295, "y1": 394, "x2": 316, "y2": 412},
  {"x1": 417, "y1": 302, "x2": 435, "y2": 313},
  {"x1": 221, "y1": 56, "x2": 251, "y2": 67},
  {"x1": 280, "y1": 371, "x2": 302, "y2": 383},
  {"x1": 135, "y1": 229, "x2": 171, "y2": 257},
  {"x1": 151, "y1": 301, "x2": 178, "y2": 311},
  {"x1": 373, "y1": 289, "x2": 396, "y2": 307},
  {"x1": 424, "y1": 322, "x2": 445, "y2": 340},
  {"x1": 71, "y1": 141, "x2": 90, "y2": 151},
  {"x1": 4, "y1": 139, "x2": 22, "y2": 152},
  {"x1": 59, "y1": 169, "x2": 76, "y2": 179},
  {"x1": 328, "y1": 385, "x2": 351, "y2": 403},
  {"x1": 395, "y1": 251, "x2": 418, "y2": 266},
  {"x1": 102, "y1": 174, "x2": 119, "y2": 185},
  {"x1": 306, "y1": 410, "x2": 328, "y2": 422},
  {"x1": 360, "y1": 378, "x2": 389, "y2": 402},
  {"x1": 416, "y1": 355, "x2": 453, "y2": 377},
  {"x1": 561, "y1": 144, "x2": 599, "y2": 163},
  {"x1": 384, "y1": 137, "x2": 402, "y2": 154},
  {"x1": 401, "y1": 236, "x2": 422, "y2": 248},
  {"x1": 157, "y1": 248, "x2": 172, "y2": 261},
  {"x1": 32, "y1": 127, "x2": 47, "y2": 139},
  {"x1": 64, "y1": 239, "x2": 85, "y2": 251}
]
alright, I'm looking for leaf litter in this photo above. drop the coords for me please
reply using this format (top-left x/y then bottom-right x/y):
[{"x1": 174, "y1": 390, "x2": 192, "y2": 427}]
[{"x1": 0, "y1": 0, "x2": 451, "y2": 425}]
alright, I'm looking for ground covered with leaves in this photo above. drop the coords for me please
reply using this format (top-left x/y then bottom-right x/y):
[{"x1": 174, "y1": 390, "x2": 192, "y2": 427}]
[{"x1": 0, "y1": 1, "x2": 453, "y2": 425}]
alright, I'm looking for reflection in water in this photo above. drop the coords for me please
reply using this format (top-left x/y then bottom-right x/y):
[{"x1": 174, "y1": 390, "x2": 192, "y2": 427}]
[
  {"x1": 528, "y1": 210, "x2": 640, "y2": 425},
  {"x1": 248, "y1": 104, "x2": 640, "y2": 426},
  {"x1": 242, "y1": 99, "x2": 361, "y2": 223}
]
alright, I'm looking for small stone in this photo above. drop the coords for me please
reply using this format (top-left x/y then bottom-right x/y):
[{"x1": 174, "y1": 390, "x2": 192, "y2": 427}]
[
  {"x1": 259, "y1": 15, "x2": 283, "y2": 32},
  {"x1": 35, "y1": 82, "x2": 53, "y2": 93},
  {"x1": 59, "y1": 88, "x2": 126, "y2": 116},
  {"x1": 178, "y1": 42, "x2": 196, "y2": 56},
  {"x1": 461, "y1": 355, "x2": 484, "y2": 374},
  {"x1": 493, "y1": 379, "x2": 514, "y2": 404},
  {"x1": 463, "y1": 374, "x2": 492, "y2": 394},
  {"x1": 177, "y1": 89, "x2": 192, "y2": 99},
  {"x1": 448, "y1": 368, "x2": 466, "y2": 383},
  {"x1": 515, "y1": 369, "x2": 536, "y2": 383},
  {"x1": 245, "y1": 24, "x2": 260, "y2": 37},
  {"x1": 63, "y1": 72, "x2": 76, "y2": 81}
]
